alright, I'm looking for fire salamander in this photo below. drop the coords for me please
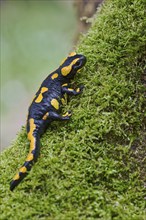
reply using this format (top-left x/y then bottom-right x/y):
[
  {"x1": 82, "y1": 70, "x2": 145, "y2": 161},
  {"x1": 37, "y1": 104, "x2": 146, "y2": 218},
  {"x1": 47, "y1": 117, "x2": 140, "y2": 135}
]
[{"x1": 10, "y1": 52, "x2": 87, "y2": 191}]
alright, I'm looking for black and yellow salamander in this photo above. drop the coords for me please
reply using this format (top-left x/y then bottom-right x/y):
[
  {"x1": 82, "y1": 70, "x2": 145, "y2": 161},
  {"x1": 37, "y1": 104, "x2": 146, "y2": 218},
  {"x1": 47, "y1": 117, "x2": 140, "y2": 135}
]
[{"x1": 10, "y1": 52, "x2": 86, "y2": 191}]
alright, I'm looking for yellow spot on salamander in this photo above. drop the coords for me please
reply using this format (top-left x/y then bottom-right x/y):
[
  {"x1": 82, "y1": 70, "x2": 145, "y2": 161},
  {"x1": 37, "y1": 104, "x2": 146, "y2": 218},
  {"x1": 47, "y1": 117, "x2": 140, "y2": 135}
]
[
  {"x1": 26, "y1": 153, "x2": 34, "y2": 162},
  {"x1": 62, "y1": 83, "x2": 68, "y2": 87},
  {"x1": 60, "y1": 52, "x2": 76, "y2": 66},
  {"x1": 51, "y1": 73, "x2": 58, "y2": 79},
  {"x1": 76, "y1": 88, "x2": 80, "y2": 93},
  {"x1": 60, "y1": 58, "x2": 66, "y2": 66},
  {"x1": 69, "y1": 52, "x2": 76, "y2": 57},
  {"x1": 35, "y1": 87, "x2": 48, "y2": 103},
  {"x1": 51, "y1": 99, "x2": 59, "y2": 110},
  {"x1": 28, "y1": 118, "x2": 36, "y2": 151},
  {"x1": 61, "y1": 93, "x2": 67, "y2": 105},
  {"x1": 19, "y1": 166, "x2": 27, "y2": 173},
  {"x1": 63, "y1": 112, "x2": 71, "y2": 117},
  {"x1": 41, "y1": 87, "x2": 48, "y2": 93},
  {"x1": 42, "y1": 112, "x2": 49, "y2": 120},
  {"x1": 61, "y1": 58, "x2": 79, "y2": 76},
  {"x1": 61, "y1": 98, "x2": 65, "y2": 105},
  {"x1": 13, "y1": 173, "x2": 20, "y2": 181},
  {"x1": 68, "y1": 88, "x2": 74, "y2": 91}
]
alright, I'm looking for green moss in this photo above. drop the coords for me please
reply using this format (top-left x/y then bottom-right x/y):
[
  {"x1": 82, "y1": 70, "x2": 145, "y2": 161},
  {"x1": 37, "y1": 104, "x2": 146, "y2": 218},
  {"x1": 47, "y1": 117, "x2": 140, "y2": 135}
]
[{"x1": 0, "y1": 0, "x2": 146, "y2": 219}]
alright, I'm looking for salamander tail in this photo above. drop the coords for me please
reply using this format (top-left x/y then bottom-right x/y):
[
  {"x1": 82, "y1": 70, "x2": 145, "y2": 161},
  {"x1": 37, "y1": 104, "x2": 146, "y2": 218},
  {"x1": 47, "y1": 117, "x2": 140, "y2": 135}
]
[{"x1": 10, "y1": 135, "x2": 40, "y2": 191}]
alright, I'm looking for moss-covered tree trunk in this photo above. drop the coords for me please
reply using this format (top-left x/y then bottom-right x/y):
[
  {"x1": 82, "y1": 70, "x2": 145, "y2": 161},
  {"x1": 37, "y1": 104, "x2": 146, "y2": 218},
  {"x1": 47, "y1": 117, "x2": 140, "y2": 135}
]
[{"x1": 1, "y1": 0, "x2": 145, "y2": 219}]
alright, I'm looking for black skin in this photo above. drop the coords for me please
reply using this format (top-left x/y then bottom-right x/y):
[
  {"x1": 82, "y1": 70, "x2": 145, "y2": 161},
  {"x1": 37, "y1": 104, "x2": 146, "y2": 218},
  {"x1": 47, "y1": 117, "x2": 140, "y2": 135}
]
[{"x1": 10, "y1": 52, "x2": 86, "y2": 191}]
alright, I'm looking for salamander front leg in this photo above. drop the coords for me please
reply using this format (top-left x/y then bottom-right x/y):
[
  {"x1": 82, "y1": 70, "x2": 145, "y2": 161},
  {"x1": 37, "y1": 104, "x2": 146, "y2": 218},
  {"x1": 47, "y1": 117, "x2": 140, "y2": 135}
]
[
  {"x1": 43, "y1": 111, "x2": 72, "y2": 121},
  {"x1": 61, "y1": 85, "x2": 84, "y2": 96}
]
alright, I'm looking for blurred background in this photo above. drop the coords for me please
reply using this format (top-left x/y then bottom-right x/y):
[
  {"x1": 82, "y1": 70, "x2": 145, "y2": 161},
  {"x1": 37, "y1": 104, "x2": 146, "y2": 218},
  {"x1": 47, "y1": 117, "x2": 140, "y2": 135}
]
[{"x1": 0, "y1": 0, "x2": 103, "y2": 151}]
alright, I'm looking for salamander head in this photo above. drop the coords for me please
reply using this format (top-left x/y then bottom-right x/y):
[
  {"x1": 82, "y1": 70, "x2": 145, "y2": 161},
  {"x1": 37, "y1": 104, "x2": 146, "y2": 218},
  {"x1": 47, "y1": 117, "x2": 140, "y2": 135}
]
[{"x1": 60, "y1": 52, "x2": 86, "y2": 80}]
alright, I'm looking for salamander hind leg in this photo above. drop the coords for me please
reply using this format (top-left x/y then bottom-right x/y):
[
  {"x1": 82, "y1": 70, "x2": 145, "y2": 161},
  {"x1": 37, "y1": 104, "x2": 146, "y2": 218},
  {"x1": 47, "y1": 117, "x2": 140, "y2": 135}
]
[{"x1": 48, "y1": 111, "x2": 72, "y2": 121}]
